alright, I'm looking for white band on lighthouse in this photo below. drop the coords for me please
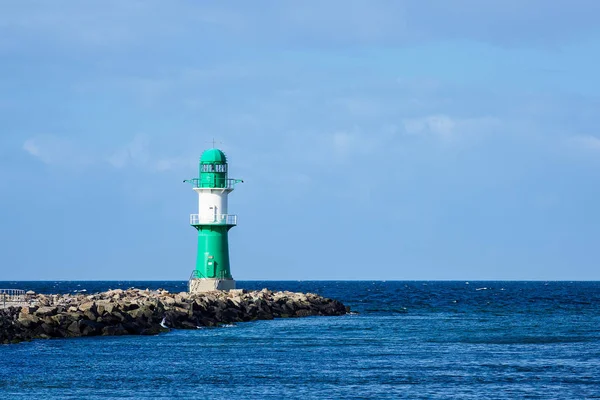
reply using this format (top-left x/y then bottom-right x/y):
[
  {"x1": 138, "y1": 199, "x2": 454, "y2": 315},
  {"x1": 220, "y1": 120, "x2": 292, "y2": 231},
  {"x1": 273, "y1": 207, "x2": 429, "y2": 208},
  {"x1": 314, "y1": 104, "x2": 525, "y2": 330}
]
[{"x1": 194, "y1": 188, "x2": 231, "y2": 223}]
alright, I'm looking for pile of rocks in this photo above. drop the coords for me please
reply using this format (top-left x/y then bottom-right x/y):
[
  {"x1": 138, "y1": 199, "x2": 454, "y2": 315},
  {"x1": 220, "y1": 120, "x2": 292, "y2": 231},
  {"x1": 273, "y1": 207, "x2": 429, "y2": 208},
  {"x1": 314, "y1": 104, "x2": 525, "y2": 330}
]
[{"x1": 0, "y1": 288, "x2": 349, "y2": 344}]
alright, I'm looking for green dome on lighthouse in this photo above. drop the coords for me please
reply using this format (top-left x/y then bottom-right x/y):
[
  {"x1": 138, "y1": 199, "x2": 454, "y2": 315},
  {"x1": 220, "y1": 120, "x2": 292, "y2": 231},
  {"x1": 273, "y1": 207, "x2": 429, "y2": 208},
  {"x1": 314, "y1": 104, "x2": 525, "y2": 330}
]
[{"x1": 200, "y1": 148, "x2": 227, "y2": 164}]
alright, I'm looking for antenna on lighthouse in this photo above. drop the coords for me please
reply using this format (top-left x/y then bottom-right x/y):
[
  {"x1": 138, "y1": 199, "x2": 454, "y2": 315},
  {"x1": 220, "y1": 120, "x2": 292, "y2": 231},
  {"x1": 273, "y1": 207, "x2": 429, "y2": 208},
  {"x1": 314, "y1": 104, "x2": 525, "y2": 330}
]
[{"x1": 206, "y1": 139, "x2": 222, "y2": 148}]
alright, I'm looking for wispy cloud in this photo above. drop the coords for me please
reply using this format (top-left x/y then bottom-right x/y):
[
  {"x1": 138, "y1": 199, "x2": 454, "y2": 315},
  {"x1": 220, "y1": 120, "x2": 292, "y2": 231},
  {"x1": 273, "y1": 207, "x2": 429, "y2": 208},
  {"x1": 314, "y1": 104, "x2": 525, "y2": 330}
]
[
  {"x1": 404, "y1": 115, "x2": 456, "y2": 138},
  {"x1": 107, "y1": 134, "x2": 195, "y2": 171},
  {"x1": 402, "y1": 115, "x2": 500, "y2": 140},
  {"x1": 570, "y1": 135, "x2": 600, "y2": 151},
  {"x1": 2, "y1": 1, "x2": 598, "y2": 51},
  {"x1": 22, "y1": 135, "x2": 93, "y2": 166},
  {"x1": 23, "y1": 134, "x2": 193, "y2": 172}
]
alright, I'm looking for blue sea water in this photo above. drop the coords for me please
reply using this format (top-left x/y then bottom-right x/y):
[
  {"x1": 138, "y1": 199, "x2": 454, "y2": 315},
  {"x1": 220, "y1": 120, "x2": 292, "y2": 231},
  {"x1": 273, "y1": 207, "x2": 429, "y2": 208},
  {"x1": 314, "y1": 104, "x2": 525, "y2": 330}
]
[{"x1": 1, "y1": 281, "x2": 599, "y2": 399}]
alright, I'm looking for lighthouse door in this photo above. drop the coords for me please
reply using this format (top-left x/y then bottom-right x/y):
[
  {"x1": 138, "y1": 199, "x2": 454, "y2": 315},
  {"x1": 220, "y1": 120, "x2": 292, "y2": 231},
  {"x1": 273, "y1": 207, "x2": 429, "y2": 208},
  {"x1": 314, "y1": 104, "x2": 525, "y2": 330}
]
[
  {"x1": 206, "y1": 257, "x2": 216, "y2": 278},
  {"x1": 208, "y1": 206, "x2": 218, "y2": 222}
]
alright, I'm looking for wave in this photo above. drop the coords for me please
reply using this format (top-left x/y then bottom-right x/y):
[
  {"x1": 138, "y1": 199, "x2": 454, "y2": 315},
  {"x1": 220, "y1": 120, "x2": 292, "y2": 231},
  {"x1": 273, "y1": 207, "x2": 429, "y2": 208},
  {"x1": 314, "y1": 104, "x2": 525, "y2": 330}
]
[{"x1": 453, "y1": 336, "x2": 598, "y2": 345}]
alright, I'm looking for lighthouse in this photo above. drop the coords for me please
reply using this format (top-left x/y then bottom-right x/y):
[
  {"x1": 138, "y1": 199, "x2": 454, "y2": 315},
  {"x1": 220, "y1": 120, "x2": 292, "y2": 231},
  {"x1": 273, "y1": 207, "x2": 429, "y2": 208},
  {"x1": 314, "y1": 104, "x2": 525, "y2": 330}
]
[{"x1": 184, "y1": 148, "x2": 242, "y2": 292}]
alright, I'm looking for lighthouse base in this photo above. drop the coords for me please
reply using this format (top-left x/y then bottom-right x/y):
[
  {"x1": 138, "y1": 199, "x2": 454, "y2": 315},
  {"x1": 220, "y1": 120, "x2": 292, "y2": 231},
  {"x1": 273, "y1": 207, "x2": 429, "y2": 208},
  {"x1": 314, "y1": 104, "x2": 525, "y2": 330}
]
[{"x1": 188, "y1": 278, "x2": 236, "y2": 293}]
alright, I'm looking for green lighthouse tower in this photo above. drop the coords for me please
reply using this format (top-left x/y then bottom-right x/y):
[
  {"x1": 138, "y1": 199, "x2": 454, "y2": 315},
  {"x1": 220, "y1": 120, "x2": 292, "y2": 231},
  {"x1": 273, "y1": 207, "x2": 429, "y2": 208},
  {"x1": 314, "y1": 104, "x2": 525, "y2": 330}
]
[{"x1": 185, "y1": 148, "x2": 242, "y2": 292}]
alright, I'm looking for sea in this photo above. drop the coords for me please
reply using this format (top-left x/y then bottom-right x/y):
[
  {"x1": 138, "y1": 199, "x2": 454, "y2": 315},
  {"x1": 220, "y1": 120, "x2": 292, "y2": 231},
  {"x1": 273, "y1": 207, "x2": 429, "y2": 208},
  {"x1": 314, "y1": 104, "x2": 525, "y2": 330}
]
[{"x1": 0, "y1": 281, "x2": 599, "y2": 399}]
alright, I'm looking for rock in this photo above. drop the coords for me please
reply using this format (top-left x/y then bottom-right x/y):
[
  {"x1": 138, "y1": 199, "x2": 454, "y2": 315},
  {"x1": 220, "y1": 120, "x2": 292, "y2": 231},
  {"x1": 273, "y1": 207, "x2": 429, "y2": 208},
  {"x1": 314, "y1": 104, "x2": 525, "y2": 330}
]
[
  {"x1": 179, "y1": 321, "x2": 197, "y2": 329},
  {"x1": 80, "y1": 320, "x2": 103, "y2": 336},
  {"x1": 127, "y1": 306, "x2": 153, "y2": 320},
  {"x1": 65, "y1": 311, "x2": 83, "y2": 322},
  {"x1": 102, "y1": 324, "x2": 127, "y2": 336},
  {"x1": 35, "y1": 306, "x2": 58, "y2": 317},
  {"x1": 295, "y1": 309, "x2": 313, "y2": 317},
  {"x1": 20, "y1": 306, "x2": 38, "y2": 315},
  {"x1": 97, "y1": 301, "x2": 116, "y2": 315},
  {"x1": 227, "y1": 298, "x2": 242, "y2": 308},
  {"x1": 50, "y1": 314, "x2": 68, "y2": 325},
  {"x1": 121, "y1": 302, "x2": 140, "y2": 311},
  {"x1": 37, "y1": 296, "x2": 51, "y2": 307},
  {"x1": 257, "y1": 311, "x2": 274, "y2": 320},
  {"x1": 83, "y1": 310, "x2": 97, "y2": 321},
  {"x1": 18, "y1": 313, "x2": 40, "y2": 328},
  {"x1": 162, "y1": 297, "x2": 176, "y2": 306},
  {"x1": 174, "y1": 294, "x2": 188, "y2": 304},
  {"x1": 79, "y1": 302, "x2": 96, "y2": 313},
  {"x1": 67, "y1": 321, "x2": 80, "y2": 335},
  {"x1": 40, "y1": 323, "x2": 57, "y2": 336},
  {"x1": 140, "y1": 325, "x2": 166, "y2": 335}
]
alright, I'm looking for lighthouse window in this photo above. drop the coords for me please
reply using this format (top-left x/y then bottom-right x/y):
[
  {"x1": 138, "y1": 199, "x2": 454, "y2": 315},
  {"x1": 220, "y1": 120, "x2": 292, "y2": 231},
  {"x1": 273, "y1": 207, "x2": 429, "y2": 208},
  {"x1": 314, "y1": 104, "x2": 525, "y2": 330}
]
[{"x1": 201, "y1": 164, "x2": 227, "y2": 173}]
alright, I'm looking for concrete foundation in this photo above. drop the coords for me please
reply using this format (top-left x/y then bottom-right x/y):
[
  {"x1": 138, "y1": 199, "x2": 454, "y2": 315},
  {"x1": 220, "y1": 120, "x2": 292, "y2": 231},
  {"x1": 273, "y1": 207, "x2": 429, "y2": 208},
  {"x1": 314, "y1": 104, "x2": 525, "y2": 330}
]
[{"x1": 188, "y1": 278, "x2": 236, "y2": 293}]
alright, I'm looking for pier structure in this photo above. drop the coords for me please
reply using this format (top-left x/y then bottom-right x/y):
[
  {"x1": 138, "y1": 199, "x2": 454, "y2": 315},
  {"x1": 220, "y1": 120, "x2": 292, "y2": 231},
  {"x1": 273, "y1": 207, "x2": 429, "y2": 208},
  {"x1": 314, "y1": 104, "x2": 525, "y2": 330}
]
[
  {"x1": 184, "y1": 148, "x2": 242, "y2": 292},
  {"x1": 0, "y1": 289, "x2": 28, "y2": 309}
]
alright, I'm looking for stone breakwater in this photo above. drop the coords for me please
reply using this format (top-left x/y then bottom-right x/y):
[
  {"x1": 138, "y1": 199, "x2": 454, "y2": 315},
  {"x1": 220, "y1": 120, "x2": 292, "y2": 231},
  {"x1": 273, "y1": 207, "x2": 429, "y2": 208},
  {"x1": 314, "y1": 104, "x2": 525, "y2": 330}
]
[{"x1": 0, "y1": 288, "x2": 349, "y2": 344}]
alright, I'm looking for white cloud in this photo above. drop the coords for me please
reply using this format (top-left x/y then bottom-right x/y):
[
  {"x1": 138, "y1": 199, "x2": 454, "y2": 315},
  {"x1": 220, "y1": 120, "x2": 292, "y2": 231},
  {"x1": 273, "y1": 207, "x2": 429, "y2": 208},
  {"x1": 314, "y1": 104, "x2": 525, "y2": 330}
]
[
  {"x1": 22, "y1": 139, "x2": 40, "y2": 157},
  {"x1": 107, "y1": 134, "x2": 194, "y2": 172},
  {"x1": 403, "y1": 115, "x2": 499, "y2": 140},
  {"x1": 328, "y1": 127, "x2": 396, "y2": 163},
  {"x1": 331, "y1": 131, "x2": 357, "y2": 157},
  {"x1": 404, "y1": 115, "x2": 456, "y2": 138},
  {"x1": 22, "y1": 135, "x2": 92, "y2": 166},
  {"x1": 22, "y1": 134, "x2": 193, "y2": 172},
  {"x1": 332, "y1": 97, "x2": 384, "y2": 118},
  {"x1": 3, "y1": 0, "x2": 597, "y2": 51},
  {"x1": 570, "y1": 135, "x2": 600, "y2": 151}
]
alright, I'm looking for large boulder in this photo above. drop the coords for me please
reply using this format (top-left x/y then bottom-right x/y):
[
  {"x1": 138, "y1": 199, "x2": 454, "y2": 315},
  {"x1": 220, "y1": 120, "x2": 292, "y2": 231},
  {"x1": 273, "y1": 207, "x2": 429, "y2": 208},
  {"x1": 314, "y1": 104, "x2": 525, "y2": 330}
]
[{"x1": 35, "y1": 306, "x2": 58, "y2": 317}]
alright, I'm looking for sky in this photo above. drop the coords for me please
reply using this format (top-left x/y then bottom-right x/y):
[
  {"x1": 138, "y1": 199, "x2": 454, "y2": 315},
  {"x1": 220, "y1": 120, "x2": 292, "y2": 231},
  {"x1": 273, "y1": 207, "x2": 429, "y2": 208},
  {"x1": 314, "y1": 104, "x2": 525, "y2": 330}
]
[{"x1": 1, "y1": 1, "x2": 599, "y2": 280}]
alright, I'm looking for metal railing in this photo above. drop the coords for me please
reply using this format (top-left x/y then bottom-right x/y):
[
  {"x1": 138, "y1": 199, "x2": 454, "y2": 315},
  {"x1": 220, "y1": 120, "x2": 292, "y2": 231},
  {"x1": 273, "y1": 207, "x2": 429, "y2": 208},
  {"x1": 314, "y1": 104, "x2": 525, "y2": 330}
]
[
  {"x1": 190, "y1": 214, "x2": 237, "y2": 226},
  {"x1": 1, "y1": 289, "x2": 26, "y2": 308},
  {"x1": 183, "y1": 178, "x2": 243, "y2": 189},
  {"x1": 188, "y1": 269, "x2": 230, "y2": 291},
  {"x1": 189, "y1": 269, "x2": 229, "y2": 280},
  {"x1": 190, "y1": 270, "x2": 207, "y2": 280}
]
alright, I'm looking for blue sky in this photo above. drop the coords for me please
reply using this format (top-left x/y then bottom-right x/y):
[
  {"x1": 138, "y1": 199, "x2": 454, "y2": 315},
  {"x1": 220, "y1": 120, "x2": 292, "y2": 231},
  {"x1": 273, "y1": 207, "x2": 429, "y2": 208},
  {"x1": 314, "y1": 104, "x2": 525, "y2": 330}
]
[{"x1": 1, "y1": 1, "x2": 599, "y2": 280}]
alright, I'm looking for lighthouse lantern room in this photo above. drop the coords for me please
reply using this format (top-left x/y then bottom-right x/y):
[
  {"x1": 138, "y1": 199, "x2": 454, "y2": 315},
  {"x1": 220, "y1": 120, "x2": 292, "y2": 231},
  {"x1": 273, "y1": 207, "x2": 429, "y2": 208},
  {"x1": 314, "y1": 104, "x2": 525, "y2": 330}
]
[{"x1": 184, "y1": 148, "x2": 242, "y2": 292}]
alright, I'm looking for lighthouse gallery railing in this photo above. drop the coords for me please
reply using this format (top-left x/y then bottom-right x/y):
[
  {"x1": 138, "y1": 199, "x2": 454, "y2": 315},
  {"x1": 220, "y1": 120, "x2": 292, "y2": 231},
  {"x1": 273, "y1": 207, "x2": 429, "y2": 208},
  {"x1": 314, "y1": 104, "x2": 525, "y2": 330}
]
[
  {"x1": 183, "y1": 178, "x2": 243, "y2": 189},
  {"x1": 190, "y1": 214, "x2": 237, "y2": 226}
]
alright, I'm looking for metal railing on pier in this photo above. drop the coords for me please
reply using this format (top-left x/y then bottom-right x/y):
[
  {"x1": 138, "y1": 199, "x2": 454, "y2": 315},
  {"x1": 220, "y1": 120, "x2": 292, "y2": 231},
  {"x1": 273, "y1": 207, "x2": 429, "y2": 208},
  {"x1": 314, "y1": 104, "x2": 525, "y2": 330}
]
[
  {"x1": 190, "y1": 270, "x2": 206, "y2": 280},
  {"x1": 0, "y1": 289, "x2": 26, "y2": 308},
  {"x1": 189, "y1": 269, "x2": 229, "y2": 280}
]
